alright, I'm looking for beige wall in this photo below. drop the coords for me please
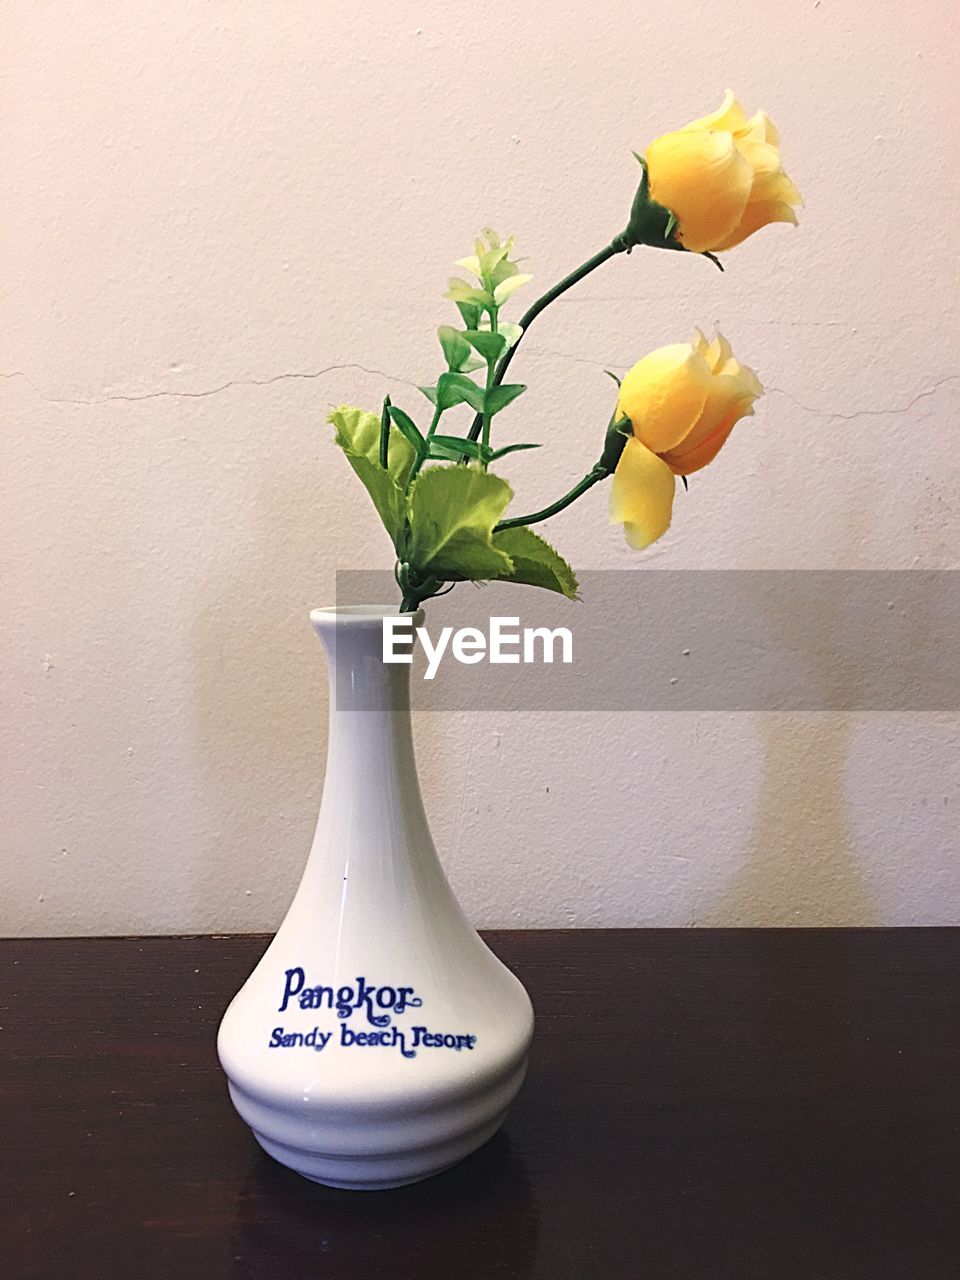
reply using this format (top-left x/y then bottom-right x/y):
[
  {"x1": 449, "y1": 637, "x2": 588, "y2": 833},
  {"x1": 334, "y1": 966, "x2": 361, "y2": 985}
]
[{"x1": 3, "y1": 1, "x2": 958, "y2": 935}]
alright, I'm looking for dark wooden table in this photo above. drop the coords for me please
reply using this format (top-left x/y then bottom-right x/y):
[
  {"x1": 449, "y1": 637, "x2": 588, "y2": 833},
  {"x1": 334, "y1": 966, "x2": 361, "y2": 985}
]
[{"x1": 2, "y1": 930, "x2": 959, "y2": 1279}]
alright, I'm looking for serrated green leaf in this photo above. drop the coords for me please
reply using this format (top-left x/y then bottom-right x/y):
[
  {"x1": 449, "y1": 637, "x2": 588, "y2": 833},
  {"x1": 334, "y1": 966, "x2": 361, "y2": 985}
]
[
  {"x1": 387, "y1": 405, "x2": 426, "y2": 451},
  {"x1": 438, "y1": 325, "x2": 473, "y2": 372},
  {"x1": 485, "y1": 383, "x2": 526, "y2": 416},
  {"x1": 463, "y1": 329, "x2": 508, "y2": 363},
  {"x1": 491, "y1": 526, "x2": 580, "y2": 599},
  {"x1": 406, "y1": 466, "x2": 513, "y2": 581},
  {"x1": 329, "y1": 405, "x2": 413, "y2": 486},
  {"x1": 328, "y1": 405, "x2": 414, "y2": 551},
  {"x1": 488, "y1": 441, "x2": 541, "y2": 461}
]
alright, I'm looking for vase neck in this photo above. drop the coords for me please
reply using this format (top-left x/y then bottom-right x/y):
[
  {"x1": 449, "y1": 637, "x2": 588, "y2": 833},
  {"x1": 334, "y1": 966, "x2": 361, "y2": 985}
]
[{"x1": 309, "y1": 606, "x2": 427, "y2": 848}]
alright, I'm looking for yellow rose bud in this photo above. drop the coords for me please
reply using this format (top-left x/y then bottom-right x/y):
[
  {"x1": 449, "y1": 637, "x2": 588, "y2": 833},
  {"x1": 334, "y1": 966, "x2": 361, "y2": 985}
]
[
  {"x1": 644, "y1": 90, "x2": 802, "y2": 254},
  {"x1": 610, "y1": 330, "x2": 762, "y2": 549}
]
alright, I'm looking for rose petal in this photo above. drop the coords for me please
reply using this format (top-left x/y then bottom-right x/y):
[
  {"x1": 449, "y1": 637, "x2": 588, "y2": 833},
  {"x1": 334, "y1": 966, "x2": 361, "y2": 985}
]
[
  {"x1": 660, "y1": 377, "x2": 756, "y2": 476},
  {"x1": 680, "y1": 89, "x2": 748, "y2": 135},
  {"x1": 750, "y1": 165, "x2": 804, "y2": 207},
  {"x1": 716, "y1": 357, "x2": 764, "y2": 400},
  {"x1": 617, "y1": 343, "x2": 714, "y2": 454},
  {"x1": 646, "y1": 129, "x2": 754, "y2": 253},
  {"x1": 739, "y1": 110, "x2": 780, "y2": 147},
  {"x1": 609, "y1": 438, "x2": 677, "y2": 549},
  {"x1": 704, "y1": 331, "x2": 733, "y2": 373},
  {"x1": 708, "y1": 199, "x2": 799, "y2": 252}
]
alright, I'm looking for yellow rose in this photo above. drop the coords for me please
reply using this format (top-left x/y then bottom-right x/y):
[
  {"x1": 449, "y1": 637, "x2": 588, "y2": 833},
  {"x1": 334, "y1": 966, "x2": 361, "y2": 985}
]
[
  {"x1": 610, "y1": 330, "x2": 762, "y2": 549},
  {"x1": 645, "y1": 90, "x2": 802, "y2": 254}
]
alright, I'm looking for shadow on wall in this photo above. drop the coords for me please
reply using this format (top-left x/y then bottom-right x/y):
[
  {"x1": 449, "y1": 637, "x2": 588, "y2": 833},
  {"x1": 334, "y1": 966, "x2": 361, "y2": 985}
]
[
  {"x1": 703, "y1": 492, "x2": 891, "y2": 927},
  {"x1": 702, "y1": 713, "x2": 877, "y2": 927},
  {"x1": 188, "y1": 469, "x2": 332, "y2": 932},
  {"x1": 184, "y1": 461, "x2": 451, "y2": 933}
]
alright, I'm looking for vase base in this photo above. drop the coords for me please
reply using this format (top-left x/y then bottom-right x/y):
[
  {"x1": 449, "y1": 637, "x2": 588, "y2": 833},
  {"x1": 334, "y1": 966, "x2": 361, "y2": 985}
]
[{"x1": 251, "y1": 1110, "x2": 508, "y2": 1191}]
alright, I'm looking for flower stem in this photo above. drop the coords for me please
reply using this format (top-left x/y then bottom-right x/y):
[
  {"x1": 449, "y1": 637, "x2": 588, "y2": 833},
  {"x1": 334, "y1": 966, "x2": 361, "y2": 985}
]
[
  {"x1": 494, "y1": 462, "x2": 610, "y2": 532},
  {"x1": 467, "y1": 239, "x2": 627, "y2": 444},
  {"x1": 480, "y1": 308, "x2": 499, "y2": 462}
]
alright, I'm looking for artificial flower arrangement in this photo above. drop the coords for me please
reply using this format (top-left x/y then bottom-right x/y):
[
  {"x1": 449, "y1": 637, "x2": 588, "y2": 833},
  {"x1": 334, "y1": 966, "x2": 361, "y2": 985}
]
[
  {"x1": 218, "y1": 92, "x2": 803, "y2": 1191},
  {"x1": 329, "y1": 91, "x2": 801, "y2": 613}
]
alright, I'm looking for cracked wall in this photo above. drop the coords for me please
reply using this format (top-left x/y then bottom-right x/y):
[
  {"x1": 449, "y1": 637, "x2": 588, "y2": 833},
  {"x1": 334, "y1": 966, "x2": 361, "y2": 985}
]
[{"x1": 2, "y1": 1, "x2": 958, "y2": 934}]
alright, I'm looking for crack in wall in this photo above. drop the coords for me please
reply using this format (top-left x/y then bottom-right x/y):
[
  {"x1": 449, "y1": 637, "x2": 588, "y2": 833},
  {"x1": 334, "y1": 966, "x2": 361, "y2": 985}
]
[
  {"x1": 2, "y1": 364, "x2": 957, "y2": 425},
  {"x1": 0, "y1": 363, "x2": 419, "y2": 407},
  {"x1": 523, "y1": 354, "x2": 960, "y2": 422}
]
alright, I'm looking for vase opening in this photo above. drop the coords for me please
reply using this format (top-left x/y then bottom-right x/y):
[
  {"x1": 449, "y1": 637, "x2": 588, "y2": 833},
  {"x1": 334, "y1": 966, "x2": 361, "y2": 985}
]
[{"x1": 309, "y1": 603, "x2": 422, "y2": 626}]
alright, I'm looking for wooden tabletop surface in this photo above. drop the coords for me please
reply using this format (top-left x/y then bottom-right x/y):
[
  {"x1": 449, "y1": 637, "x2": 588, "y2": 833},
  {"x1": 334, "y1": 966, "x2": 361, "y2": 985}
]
[{"x1": 2, "y1": 929, "x2": 958, "y2": 1279}]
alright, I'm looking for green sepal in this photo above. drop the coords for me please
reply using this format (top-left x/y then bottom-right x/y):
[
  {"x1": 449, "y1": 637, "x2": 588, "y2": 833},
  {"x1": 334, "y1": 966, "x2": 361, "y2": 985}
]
[
  {"x1": 619, "y1": 154, "x2": 685, "y2": 252},
  {"x1": 598, "y1": 414, "x2": 632, "y2": 473},
  {"x1": 405, "y1": 466, "x2": 513, "y2": 582},
  {"x1": 328, "y1": 405, "x2": 415, "y2": 552},
  {"x1": 490, "y1": 526, "x2": 580, "y2": 600}
]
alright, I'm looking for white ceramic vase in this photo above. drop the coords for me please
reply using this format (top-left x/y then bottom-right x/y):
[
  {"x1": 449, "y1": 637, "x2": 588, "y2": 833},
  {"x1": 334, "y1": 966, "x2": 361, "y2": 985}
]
[{"x1": 217, "y1": 605, "x2": 534, "y2": 1191}]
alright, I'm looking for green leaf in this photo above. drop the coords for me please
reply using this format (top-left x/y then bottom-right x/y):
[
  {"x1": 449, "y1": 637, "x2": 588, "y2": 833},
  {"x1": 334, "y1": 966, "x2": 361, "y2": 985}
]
[
  {"x1": 437, "y1": 372, "x2": 486, "y2": 414},
  {"x1": 387, "y1": 405, "x2": 426, "y2": 451},
  {"x1": 446, "y1": 277, "x2": 494, "y2": 307},
  {"x1": 328, "y1": 406, "x2": 414, "y2": 550},
  {"x1": 456, "y1": 301, "x2": 482, "y2": 329},
  {"x1": 405, "y1": 466, "x2": 513, "y2": 581},
  {"x1": 463, "y1": 329, "x2": 508, "y2": 363},
  {"x1": 489, "y1": 257, "x2": 519, "y2": 289},
  {"x1": 438, "y1": 325, "x2": 473, "y2": 372},
  {"x1": 488, "y1": 441, "x2": 541, "y2": 461},
  {"x1": 493, "y1": 273, "x2": 533, "y2": 305},
  {"x1": 491, "y1": 526, "x2": 580, "y2": 599},
  {"x1": 497, "y1": 321, "x2": 523, "y2": 350},
  {"x1": 485, "y1": 383, "x2": 526, "y2": 416},
  {"x1": 418, "y1": 384, "x2": 439, "y2": 406},
  {"x1": 427, "y1": 434, "x2": 488, "y2": 462}
]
